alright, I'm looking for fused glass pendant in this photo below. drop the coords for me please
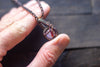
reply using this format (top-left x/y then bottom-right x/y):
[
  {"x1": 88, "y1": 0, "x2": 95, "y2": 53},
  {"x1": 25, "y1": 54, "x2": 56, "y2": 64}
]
[{"x1": 43, "y1": 27, "x2": 58, "y2": 40}]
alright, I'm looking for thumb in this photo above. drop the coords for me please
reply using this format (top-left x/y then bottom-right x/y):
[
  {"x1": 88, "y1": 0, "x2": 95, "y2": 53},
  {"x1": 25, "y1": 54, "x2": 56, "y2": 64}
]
[{"x1": 27, "y1": 34, "x2": 70, "y2": 67}]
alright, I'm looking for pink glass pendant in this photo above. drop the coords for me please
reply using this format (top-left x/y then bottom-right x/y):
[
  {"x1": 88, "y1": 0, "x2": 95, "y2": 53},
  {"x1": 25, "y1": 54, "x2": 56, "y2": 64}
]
[{"x1": 43, "y1": 27, "x2": 58, "y2": 40}]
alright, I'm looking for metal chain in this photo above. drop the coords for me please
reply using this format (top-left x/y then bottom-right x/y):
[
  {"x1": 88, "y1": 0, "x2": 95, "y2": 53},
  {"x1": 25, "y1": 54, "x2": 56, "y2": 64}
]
[{"x1": 36, "y1": 0, "x2": 44, "y2": 18}]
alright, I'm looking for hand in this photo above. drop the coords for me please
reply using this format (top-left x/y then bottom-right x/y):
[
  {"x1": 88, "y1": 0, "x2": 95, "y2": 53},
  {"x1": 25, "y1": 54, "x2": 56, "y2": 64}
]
[{"x1": 0, "y1": 0, "x2": 70, "y2": 67}]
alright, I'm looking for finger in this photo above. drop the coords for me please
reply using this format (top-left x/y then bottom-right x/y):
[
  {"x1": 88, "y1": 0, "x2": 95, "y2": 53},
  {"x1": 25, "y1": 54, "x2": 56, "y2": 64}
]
[
  {"x1": 0, "y1": 8, "x2": 17, "y2": 31},
  {"x1": 0, "y1": 48, "x2": 6, "y2": 61},
  {"x1": 0, "y1": 0, "x2": 40, "y2": 32},
  {"x1": 0, "y1": 6, "x2": 26, "y2": 32},
  {"x1": 0, "y1": 1, "x2": 50, "y2": 61},
  {"x1": 0, "y1": 63, "x2": 2, "y2": 67},
  {"x1": 28, "y1": 34, "x2": 70, "y2": 67},
  {"x1": 11, "y1": 0, "x2": 38, "y2": 22}
]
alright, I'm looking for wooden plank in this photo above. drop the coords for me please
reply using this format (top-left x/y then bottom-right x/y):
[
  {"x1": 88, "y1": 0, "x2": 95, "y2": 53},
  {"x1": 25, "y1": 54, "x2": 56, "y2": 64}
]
[
  {"x1": 0, "y1": 0, "x2": 92, "y2": 17},
  {"x1": 59, "y1": 48, "x2": 100, "y2": 67},
  {"x1": 0, "y1": 0, "x2": 14, "y2": 17},
  {"x1": 44, "y1": 0, "x2": 92, "y2": 15},
  {"x1": 92, "y1": 0, "x2": 100, "y2": 14},
  {"x1": 0, "y1": 0, "x2": 28, "y2": 17}
]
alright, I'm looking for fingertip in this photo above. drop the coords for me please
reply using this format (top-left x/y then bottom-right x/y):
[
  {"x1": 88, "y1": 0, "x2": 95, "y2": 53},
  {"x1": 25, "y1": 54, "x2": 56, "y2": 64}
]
[
  {"x1": 52, "y1": 33, "x2": 70, "y2": 50},
  {"x1": 57, "y1": 33, "x2": 70, "y2": 44}
]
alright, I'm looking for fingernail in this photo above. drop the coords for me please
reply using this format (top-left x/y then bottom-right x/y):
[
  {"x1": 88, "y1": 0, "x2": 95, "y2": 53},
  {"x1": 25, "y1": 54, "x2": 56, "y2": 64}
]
[{"x1": 53, "y1": 34, "x2": 70, "y2": 50}]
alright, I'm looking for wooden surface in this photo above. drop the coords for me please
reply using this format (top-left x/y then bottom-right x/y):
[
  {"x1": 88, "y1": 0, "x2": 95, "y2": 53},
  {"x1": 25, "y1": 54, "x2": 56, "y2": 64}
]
[
  {"x1": 57, "y1": 48, "x2": 100, "y2": 67},
  {"x1": 44, "y1": 0, "x2": 100, "y2": 48},
  {"x1": 0, "y1": 0, "x2": 100, "y2": 67}
]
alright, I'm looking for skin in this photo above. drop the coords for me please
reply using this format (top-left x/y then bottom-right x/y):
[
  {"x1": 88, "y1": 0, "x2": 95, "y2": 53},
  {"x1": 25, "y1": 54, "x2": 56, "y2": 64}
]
[{"x1": 0, "y1": 0, "x2": 70, "y2": 67}]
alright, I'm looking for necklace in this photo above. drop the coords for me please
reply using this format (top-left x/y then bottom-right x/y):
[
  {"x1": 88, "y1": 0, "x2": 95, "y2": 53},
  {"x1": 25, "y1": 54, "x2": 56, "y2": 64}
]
[{"x1": 12, "y1": 0, "x2": 58, "y2": 40}]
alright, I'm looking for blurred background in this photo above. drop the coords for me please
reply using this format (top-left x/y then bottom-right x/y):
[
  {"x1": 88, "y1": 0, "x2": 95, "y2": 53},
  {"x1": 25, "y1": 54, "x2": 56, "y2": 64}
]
[{"x1": 0, "y1": 0, "x2": 100, "y2": 67}]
